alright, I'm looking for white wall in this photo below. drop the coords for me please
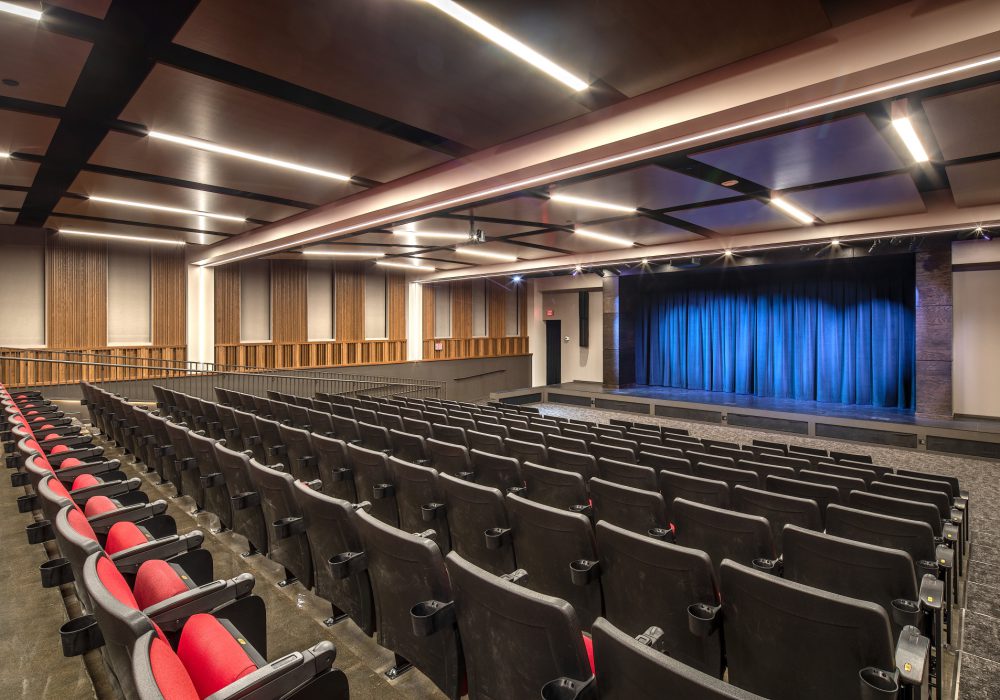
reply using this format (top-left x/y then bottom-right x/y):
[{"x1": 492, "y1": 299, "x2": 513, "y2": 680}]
[
  {"x1": 107, "y1": 246, "x2": 152, "y2": 345},
  {"x1": 0, "y1": 229, "x2": 45, "y2": 346},
  {"x1": 528, "y1": 275, "x2": 603, "y2": 386},
  {"x1": 953, "y1": 239, "x2": 1000, "y2": 417}
]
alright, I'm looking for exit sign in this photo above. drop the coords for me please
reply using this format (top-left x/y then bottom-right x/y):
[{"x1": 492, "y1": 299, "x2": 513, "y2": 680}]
[{"x1": 546, "y1": 309, "x2": 554, "y2": 317}]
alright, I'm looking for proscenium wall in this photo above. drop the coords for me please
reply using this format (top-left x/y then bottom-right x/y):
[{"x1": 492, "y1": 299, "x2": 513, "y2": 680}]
[
  {"x1": 952, "y1": 239, "x2": 1000, "y2": 418},
  {"x1": 529, "y1": 275, "x2": 604, "y2": 387}
]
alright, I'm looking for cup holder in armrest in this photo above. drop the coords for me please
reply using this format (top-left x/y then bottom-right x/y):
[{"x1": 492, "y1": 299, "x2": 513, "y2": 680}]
[
  {"x1": 328, "y1": 467, "x2": 352, "y2": 482},
  {"x1": 11, "y1": 470, "x2": 29, "y2": 487},
  {"x1": 26, "y1": 520, "x2": 54, "y2": 545},
  {"x1": 421, "y1": 502, "x2": 446, "y2": 522},
  {"x1": 570, "y1": 559, "x2": 600, "y2": 586},
  {"x1": 60, "y1": 615, "x2": 104, "y2": 657},
  {"x1": 647, "y1": 527, "x2": 673, "y2": 542},
  {"x1": 372, "y1": 483, "x2": 395, "y2": 499},
  {"x1": 40, "y1": 557, "x2": 74, "y2": 588},
  {"x1": 17, "y1": 493, "x2": 37, "y2": 513},
  {"x1": 890, "y1": 599, "x2": 921, "y2": 629},
  {"x1": 541, "y1": 676, "x2": 597, "y2": 700},
  {"x1": 230, "y1": 491, "x2": 260, "y2": 510},
  {"x1": 272, "y1": 516, "x2": 306, "y2": 540},
  {"x1": 484, "y1": 527, "x2": 512, "y2": 550},
  {"x1": 329, "y1": 551, "x2": 367, "y2": 579},
  {"x1": 200, "y1": 472, "x2": 226, "y2": 488},
  {"x1": 687, "y1": 602, "x2": 721, "y2": 638},
  {"x1": 859, "y1": 667, "x2": 899, "y2": 699},
  {"x1": 410, "y1": 600, "x2": 455, "y2": 637},
  {"x1": 568, "y1": 504, "x2": 592, "y2": 518}
]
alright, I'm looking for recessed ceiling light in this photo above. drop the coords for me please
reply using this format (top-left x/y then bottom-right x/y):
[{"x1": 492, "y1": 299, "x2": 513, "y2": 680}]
[
  {"x1": 302, "y1": 250, "x2": 385, "y2": 258},
  {"x1": 88, "y1": 195, "x2": 246, "y2": 223},
  {"x1": 831, "y1": 239, "x2": 841, "y2": 245},
  {"x1": 378, "y1": 260, "x2": 435, "y2": 271},
  {"x1": 549, "y1": 193, "x2": 636, "y2": 213},
  {"x1": 890, "y1": 117, "x2": 930, "y2": 163},
  {"x1": 724, "y1": 249, "x2": 733, "y2": 257},
  {"x1": 147, "y1": 130, "x2": 352, "y2": 181},
  {"x1": 2, "y1": 78, "x2": 19, "y2": 87},
  {"x1": 640, "y1": 258, "x2": 649, "y2": 265},
  {"x1": 58, "y1": 228, "x2": 185, "y2": 246},
  {"x1": 420, "y1": 0, "x2": 588, "y2": 91},
  {"x1": 769, "y1": 197, "x2": 815, "y2": 225},
  {"x1": 511, "y1": 275, "x2": 522, "y2": 283},
  {"x1": 455, "y1": 247, "x2": 517, "y2": 262},
  {"x1": 0, "y1": 151, "x2": 9, "y2": 159},
  {"x1": 721, "y1": 179, "x2": 739, "y2": 187},
  {"x1": 574, "y1": 229, "x2": 635, "y2": 247},
  {"x1": 0, "y1": 2, "x2": 42, "y2": 20},
  {"x1": 392, "y1": 228, "x2": 468, "y2": 240}
]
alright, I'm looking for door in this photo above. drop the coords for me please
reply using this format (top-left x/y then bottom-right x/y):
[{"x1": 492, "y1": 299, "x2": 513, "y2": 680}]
[{"x1": 545, "y1": 320, "x2": 562, "y2": 385}]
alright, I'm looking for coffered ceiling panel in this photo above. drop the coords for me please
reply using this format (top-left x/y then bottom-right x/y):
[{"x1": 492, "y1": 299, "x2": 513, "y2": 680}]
[
  {"x1": 670, "y1": 199, "x2": 800, "y2": 235},
  {"x1": 582, "y1": 217, "x2": 703, "y2": 246},
  {"x1": 946, "y1": 159, "x2": 1000, "y2": 208},
  {"x1": 0, "y1": 17, "x2": 92, "y2": 106},
  {"x1": 44, "y1": 214, "x2": 226, "y2": 246},
  {"x1": 551, "y1": 165, "x2": 736, "y2": 211},
  {"x1": 0, "y1": 110, "x2": 60, "y2": 158},
  {"x1": 923, "y1": 81, "x2": 1000, "y2": 161},
  {"x1": 690, "y1": 114, "x2": 905, "y2": 191},
  {"x1": 782, "y1": 173, "x2": 925, "y2": 224}
]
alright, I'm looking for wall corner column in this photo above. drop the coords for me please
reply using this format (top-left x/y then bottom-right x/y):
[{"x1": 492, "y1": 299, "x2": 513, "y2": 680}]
[
  {"x1": 186, "y1": 264, "x2": 215, "y2": 366},
  {"x1": 603, "y1": 276, "x2": 635, "y2": 390},
  {"x1": 407, "y1": 281, "x2": 423, "y2": 362},
  {"x1": 915, "y1": 243, "x2": 953, "y2": 418}
]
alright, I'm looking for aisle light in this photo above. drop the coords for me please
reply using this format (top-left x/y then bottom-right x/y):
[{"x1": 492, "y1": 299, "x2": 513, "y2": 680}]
[
  {"x1": 420, "y1": 0, "x2": 589, "y2": 91},
  {"x1": 549, "y1": 193, "x2": 636, "y2": 213},
  {"x1": 89, "y1": 195, "x2": 246, "y2": 223},
  {"x1": 147, "y1": 131, "x2": 352, "y2": 181}
]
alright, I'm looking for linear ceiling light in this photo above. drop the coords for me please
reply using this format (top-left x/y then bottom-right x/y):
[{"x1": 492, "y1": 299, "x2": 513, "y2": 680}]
[
  {"x1": 0, "y1": 1, "x2": 42, "y2": 20},
  {"x1": 302, "y1": 250, "x2": 385, "y2": 258},
  {"x1": 146, "y1": 131, "x2": 352, "y2": 181},
  {"x1": 88, "y1": 195, "x2": 246, "y2": 223},
  {"x1": 574, "y1": 229, "x2": 635, "y2": 247},
  {"x1": 549, "y1": 193, "x2": 636, "y2": 213},
  {"x1": 419, "y1": 0, "x2": 588, "y2": 91},
  {"x1": 891, "y1": 117, "x2": 930, "y2": 163},
  {"x1": 58, "y1": 228, "x2": 185, "y2": 246},
  {"x1": 392, "y1": 229, "x2": 468, "y2": 240},
  {"x1": 0, "y1": 151, "x2": 9, "y2": 158},
  {"x1": 455, "y1": 247, "x2": 518, "y2": 262},
  {"x1": 378, "y1": 260, "x2": 436, "y2": 271},
  {"x1": 769, "y1": 197, "x2": 815, "y2": 225}
]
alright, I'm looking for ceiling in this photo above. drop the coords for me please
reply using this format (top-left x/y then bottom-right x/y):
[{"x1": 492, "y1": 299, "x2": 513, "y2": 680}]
[{"x1": 1, "y1": 0, "x2": 997, "y2": 273}]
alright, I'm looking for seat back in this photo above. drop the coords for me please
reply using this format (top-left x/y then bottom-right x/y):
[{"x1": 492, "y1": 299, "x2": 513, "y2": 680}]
[
  {"x1": 546, "y1": 434, "x2": 588, "y2": 454},
  {"x1": 187, "y1": 431, "x2": 232, "y2": 523},
  {"x1": 814, "y1": 462, "x2": 878, "y2": 486},
  {"x1": 591, "y1": 617, "x2": 757, "y2": 699},
  {"x1": 896, "y1": 469, "x2": 960, "y2": 498},
  {"x1": 167, "y1": 423, "x2": 203, "y2": 506},
  {"x1": 869, "y1": 482, "x2": 951, "y2": 518},
  {"x1": 232, "y1": 410, "x2": 266, "y2": 463},
  {"x1": 731, "y1": 485, "x2": 822, "y2": 554},
  {"x1": 213, "y1": 443, "x2": 267, "y2": 552},
  {"x1": 439, "y1": 473, "x2": 514, "y2": 576},
  {"x1": 386, "y1": 457, "x2": 450, "y2": 551},
  {"x1": 470, "y1": 449, "x2": 523, "y2": 492},
  {"x1": 547, "y1": 447, "x2": 597, "y2": 480},
  {"x1": 346, "y1": 444, "x2": 398, "y2": 526},
  {"x1": 658, "y1": 471, "x2": 730, "y2": 524},
  {"x1": 672, "y1": 499, "x2": 775, "y2": 579},
  {"x1": 305, "y1": 408, "x2": 336, "y2": 437},
  {"x1": 253, "y1": 417, "x2": 284, "y2": 466},
  {"x1": 505, "y1": 438, "x2": 547, "y2": 467},
  {"x1": 845, "y1": 491, "x2": 942, "y2": 537},
  {"x1": 432, "y1": 423, "x2": 467, "y2": 447},
  {"x1": 331, "y1": 414, "x2": 360, "y2": 442},
  {"x1": 474, "y1": 421, "x2": 508, "y2": 439},
  {"x1": 736, "y1": 459, "x2": 795, "y2": 485},
  {"x1": 521, "y1": 462, "x2": 589, "y2": 511},
  {"x1": 594, "y1": 522, "x2": 722, "y2": 677},
  {"x1": 425, "y1": 438, "x2": 472, "y2": 477},
  {"x1": 311, "y1": 434, "x2": 357, "y2": 502},
  {"x1": 355, "y1": 510, "x2": 461, "y2": 698},
  {"x1": 589, "y1": 477, "x2": 669, "y2": 537},
  {"x1": 358, "y1": 422, "x2": 392, "y2": 453},
  {"x1": 465, "y1": 429, "x2": 505, "y2": 456},
  {"x1": 720, "y1": 560, "x2": 896, "y2": 700},
  {"x1": 277, "y1": 424, "x2": 319, "y2": 482},
  {"x1": 797, "y1": 469, "x2": 866, "y2": 503},
  {"x1": 637, "y1": 450, "x2": 691, "y2": 474},
  {"x1": 389, "y1": 429, "x2": 427, "y2": 464},
  {"x1": 597, "y1": 457, "x2": 658, "y2": 491},
  {"x1": 591, "y1": 442, "x2": 636, "y2": 464},
  {"x1": 505, "y1": 494, "x2": 602, "y2": 627},
  {"x1": 782, "y1": 526, "x2": 918, "y2": 633},
  {"x1": 246, "y1": 459, "x2": 313, "y2": 587},
  {"x1": 445, "y1": 551, "x2": 592, "y2": 700},
  {"x1": 825, "y1": 505, "x2": 936, "y2": 564},
  {"x1": 695, "y1": 464, "x2": 759, "y2": 490},
  {"x1": 378, "y1": 412, "x2": 404, "y2": 432},
  {"x1": 756, "y1": 453, "x2": 811, "y2": 471},
  {"x1": 764, "y1": 475, "x2": 839, "y2": 526}
]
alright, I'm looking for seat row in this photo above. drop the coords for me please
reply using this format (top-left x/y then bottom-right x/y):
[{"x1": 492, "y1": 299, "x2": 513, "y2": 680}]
[{"x1": 6, "y1": 383, "x2": 350, "y2": 700}]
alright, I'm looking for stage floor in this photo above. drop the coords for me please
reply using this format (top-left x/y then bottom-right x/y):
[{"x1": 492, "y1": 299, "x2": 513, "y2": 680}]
[{"x1": 545, "y1": 381, "x2": 1000, "y2": 435}]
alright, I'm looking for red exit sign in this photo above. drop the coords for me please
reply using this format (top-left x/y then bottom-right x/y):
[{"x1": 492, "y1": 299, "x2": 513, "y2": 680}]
[{"x1": 546, "y1": 309, "x2": 554, "y2": 317}]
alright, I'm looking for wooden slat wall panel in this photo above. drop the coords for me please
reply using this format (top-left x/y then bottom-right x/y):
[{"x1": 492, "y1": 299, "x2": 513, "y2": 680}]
[
  {"x1": 2, "y1": 345, "x2": 187, "y2": 388},
  {"x1": 387, "y1": 271, "x2": 407, "y2": 340},
  {"x1": 46, "y1": 237, "x2": 107, "y2": 348},
  {"x1": 152, "y1": 248, "x2": 186, "y2": 346},
  {"x1": 214, "y1": 264, "x2": 240, "y2": 344},
  {"x1": 214, "y1": 340, "x2": 406, "y2": 368},
  {"x1": 423, "y1": 280, "x2": 528, "y2": 360},
  {"x1": 335, "y1": 263, "x2": 365, "y2": 341},
  {"x1": 487, "y1": 280, "x2": 506, "y2": 337},
  {"x1": 451, "y1": 280, "x2": 473, "y2": 339},
  {"x1": 271, "y1": 260, "x2": 307, "y2": 343}
]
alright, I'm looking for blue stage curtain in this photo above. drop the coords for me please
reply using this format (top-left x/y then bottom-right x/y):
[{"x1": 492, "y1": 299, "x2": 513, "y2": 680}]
[{"x1": 634, "y1": 258, "x2": 915, "y2": 409}]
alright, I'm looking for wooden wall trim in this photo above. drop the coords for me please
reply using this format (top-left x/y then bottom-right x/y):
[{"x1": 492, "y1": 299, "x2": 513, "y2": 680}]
[
  {"x1": 451, "y1": 280, "x2": 473, "y2": 338},
  {"x1": 46, "y1": 237, "x2": 107, "y2": 348},
  {"x1": 387, "y1": 271, "x2": 407, "y2": 340},
  {"x1": 214, "y1": 264, "x2": 240, "y2": 345},
  {"x1": 487, "y1": 280, "x2": 506, "y2": 337},
  {"x1": 152, "y1": 248, "x2": 186, "y2": 346},
  {"x1": 335, "y1": 262, "x2": 365, "y2": 341},
  {"x1": 271, "y1": 260, "x2": 307, "y2": 343}
]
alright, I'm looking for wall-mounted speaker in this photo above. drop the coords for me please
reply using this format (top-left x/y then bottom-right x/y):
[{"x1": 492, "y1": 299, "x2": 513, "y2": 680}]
[{"x1": 579, "y1": 291, "x2": 589, "y2": 347}]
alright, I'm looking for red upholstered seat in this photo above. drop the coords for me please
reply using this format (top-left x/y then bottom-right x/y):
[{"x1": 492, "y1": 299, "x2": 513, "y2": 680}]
[
  {"x1": 149, "y1": 637, "x2": 200, "y2": 700},
  {"x1": 49, "y1": 444, "x2": 71, "y2": 455},
  {"x1": 176, "y1": 614, "x2": 258, "y2": 698},
  {"x1": 133, "y1": 560, "x2": 190, "y2": 609},
  {"x1": 67, "y1": 507, "x2": 98, "y2": 541},
  {"x1": 43, "y1": 433, "x2": 61, "y2": 440},
  {"x1": 104, "y1": 521, "x2": 149, "y2": 553},
  {"x1": 582, "y1": 633, "x2": 595, "y2": 674},
  {"x1": 59, "y1": 457, "x2": 84, "y2": 468},
  {"x1": 83, "y1": 496, "x2": 117, "y2": 517},
  {"x1": 95, "y1": 555, "x2": 168, "y2": 640},
  {"x1": 72, "y1": 473, "x2": 100, "y2": 490}
]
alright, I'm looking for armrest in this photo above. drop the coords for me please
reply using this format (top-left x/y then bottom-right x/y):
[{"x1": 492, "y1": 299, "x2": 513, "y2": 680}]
[
  {"x1": 934, "y1": 544, "x2": 954, "y2": 574},
  {"x1": 941, "y1": 522, "x2": 960, "y2": 545},
  {"x1": 326, "y1": 467, "x2": 352, "y2": 482},
  {"x1": 143, "y1": 573, "x2": 255, "y2": 632},
  {"x1": 540, "y1": 676, "x2": 597, "y2": 700},
  {"x1": 87, "y1": 499, "x2": 169, "y2": 534},
  {"x1": 917, "y1": 574, "x2": 944, "y2": 614},
  {"x1": 70, "y1": 476, "x2": 141, "y2": 503},
  {"x1": 297, "y1": 455, "x2": 317, "y2": 469},
  {"x1": 109, "y1": 530, "x2": 205, "y2": 573},
  {"x1": 202, "y1": 641, "x2": 336, "y2": 700},
  {"x1": 55, "y1": 458, "x2": 121, "y2": 480},
  {"x1": 231, "y1": 491, "x2": 260, "y2": 510},
  {"x1": 49, "y1": 447, "x2": 105, "y2": 466},
  {"x1": 894, "y1": 625, "x2": 930, "y2": 689}
]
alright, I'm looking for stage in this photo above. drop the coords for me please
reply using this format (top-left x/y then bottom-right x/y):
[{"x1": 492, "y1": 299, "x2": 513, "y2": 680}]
[{"x1": 491, "y1": 381, "x2": 1000, "y2": 460}]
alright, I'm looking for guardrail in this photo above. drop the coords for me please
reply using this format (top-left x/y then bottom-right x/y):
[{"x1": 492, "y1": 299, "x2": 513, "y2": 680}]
[{"x1": 0, "y1": 355, "x2": 445, "y2": 403}]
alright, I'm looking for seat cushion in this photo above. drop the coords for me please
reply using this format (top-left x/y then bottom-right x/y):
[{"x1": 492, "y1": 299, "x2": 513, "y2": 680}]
[
  {"x1": 49, "y1": 444, "x2": 71, "y2": 455},
  {"x1": 72, "y1": 473, "x2": 100, "y2": 490},
  {"x1": 59, "y1": 457, "x2": 84, "y2": 468},
  {"x1": 104, "y1": 521, "x2": 148, "y2": 554},
  {"x1": 67, "y1": 507, "x2": 98, "y2": 541},
  {"x1": 83, "y1": 495, "x2": 116, "y2": 516},
  {"x1": 176, "y1": 614, "x2": 258, "y2": 698},
  {"x1": 134, "y1": 560, "x2": 190, "y2": 609},
  {"x1": 149, "y1": 637, "x2": 199, "y2": 700}
]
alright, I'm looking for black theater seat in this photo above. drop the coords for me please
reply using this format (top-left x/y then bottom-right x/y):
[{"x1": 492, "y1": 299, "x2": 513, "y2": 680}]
[
  {"x1": 596, "y1": 457, "x2": 657, "y2": 491},
  {"x1": 346, "y1": 444, "x2": 399, "y2": 526},
  {"x1": 672, "y1": 499, "x2": 776, "y2": 577},
  {"x1": 439, "y1": 473, "x2": 514, "y2": 576},
  {"x1": 386, "y1": 456, "x2": 451, "y2": 550},
  {"x1": 522, "y1": 462, "x2": 589, "y2": 511},
  {"x1": 589, "y1": 478, "x2": 670, "y2": 539},
  {"x1": 246, "y1": 458, "x2": 314, "y2": 587},
  {"x1": 731, "y1": 485, "x2": 822, "y2": 554},
  {"x1": 212, "y1": 444, "x2": 269, "y2": 556}
]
